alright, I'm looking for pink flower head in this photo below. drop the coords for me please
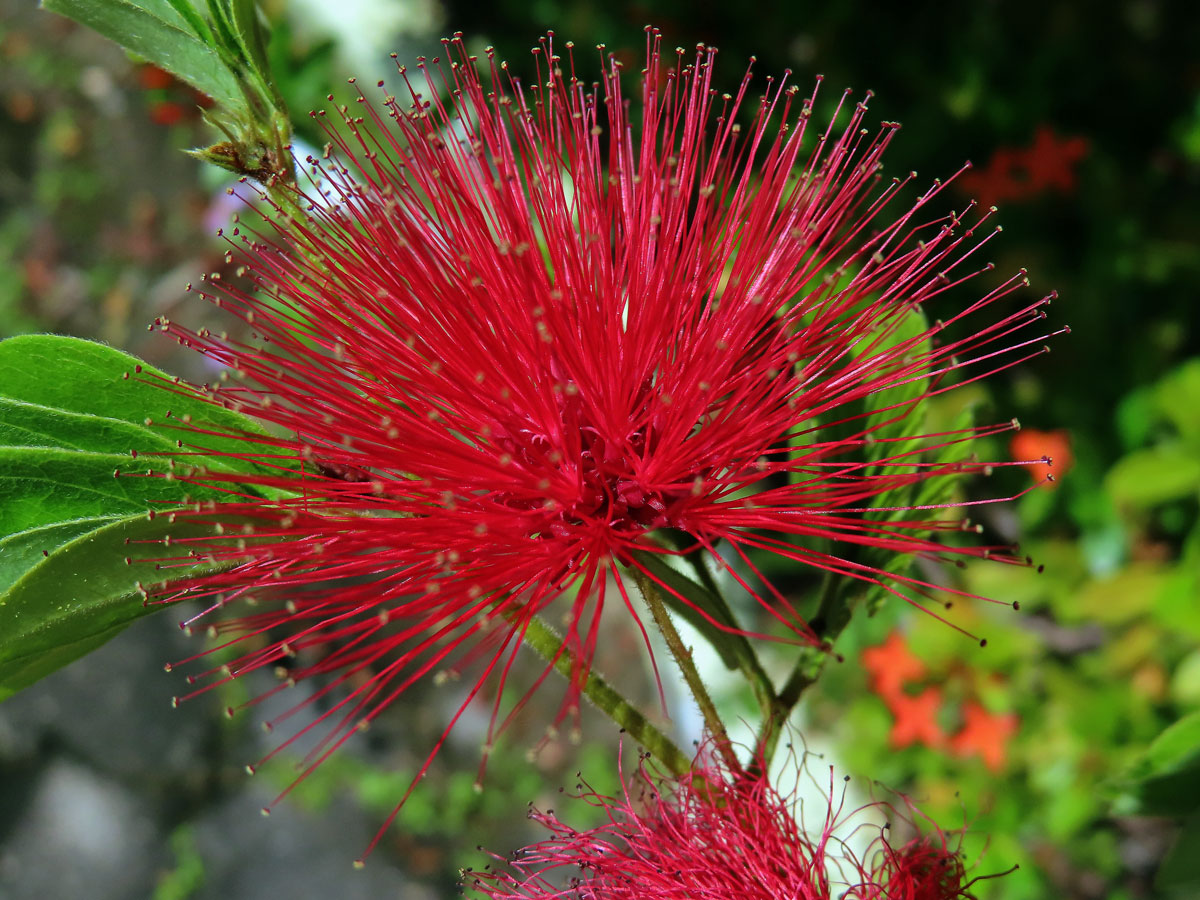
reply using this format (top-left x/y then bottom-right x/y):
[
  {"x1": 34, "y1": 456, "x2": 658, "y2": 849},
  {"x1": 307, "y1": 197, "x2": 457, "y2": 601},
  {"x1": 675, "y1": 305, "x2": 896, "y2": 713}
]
[
  {"x1": 147, "y1": 29, "x2": 1061, "y2": 841},
  {"x1": 847, "y1": 792, "x2": 1017, "y2": 900},
  {"x1": 465, "y1": 745, "x2": 1003, "y2": 898},
  {"x1": 857, "y1": 834, "x2": 971, "y2": 900}
]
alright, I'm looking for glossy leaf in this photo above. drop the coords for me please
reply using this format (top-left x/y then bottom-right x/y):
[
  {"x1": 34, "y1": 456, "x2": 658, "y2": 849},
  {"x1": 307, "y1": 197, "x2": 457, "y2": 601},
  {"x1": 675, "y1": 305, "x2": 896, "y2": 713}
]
[
  {"x1": 0, "y1": 514, "x2": 226, "y2": 701},
  {"x1": 0, "y1": 335, "x2": 282, "y2": 698},
  {"x1": 0, "y1": 334, "x2": 280, "y2": 466},
  {"x1": 40, "y1": 0, "x2": 245, "y2": 112}
]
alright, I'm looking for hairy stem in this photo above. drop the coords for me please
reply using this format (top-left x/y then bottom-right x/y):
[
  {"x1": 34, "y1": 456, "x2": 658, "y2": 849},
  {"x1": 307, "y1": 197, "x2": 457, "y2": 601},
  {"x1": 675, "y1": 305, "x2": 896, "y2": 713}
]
[
  {"x1": 630, "y1": 549, "x2": 775, "y2": 719},
  {"x1": 522, "y1": 614, "x2": 692, "y2": 777},
  {"x1": 631, "y1": 569, "x2": 742, "y2": 773}
]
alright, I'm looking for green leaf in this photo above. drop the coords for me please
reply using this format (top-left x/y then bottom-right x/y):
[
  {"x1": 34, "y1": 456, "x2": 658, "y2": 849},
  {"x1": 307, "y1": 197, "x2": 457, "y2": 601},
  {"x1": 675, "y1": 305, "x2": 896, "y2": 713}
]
[
  {"x1": 1156, "y1": 358, "x2": 1200, "y2": 445},
  {"x1": 0, "y1": 397, "x2": 178, "y2": 455},
  {"x1": 229, "y1": 0, "x2": 271, "y2": 75},
  {"x1": 860, "y1": 304, "x2": 934, "y2": 464},
  {"x1": 0, "y1": 334, "x2": 279, "y2": 467},
  {"x1": 1157, "y1": 812, "x2": 1200, "y2": 895},
  {"x1": 0, "y1": 516, "x2": 125, "y2": 596},
  {"x1": 160, "y1": 0, "x2": 215, "y2": 43},
  {"x1": 0, "y1": 514, "x2": 225, "y2": 701},
  {"x1": 1116, "y1": 711, "x2": 1200, "y2": 816},
  {"x1": 202, "y1": 0, "x2": 243, "y2": 67},
  {"x1": 911, "y1": 398, "x2": 979, "y2": 512},
  {"x1": 0, "y1": 445, "x2": 228, "y2": 532},
  {"x1": 1106, "y1": 445, "x2": 1200, "y2": 509},
  {"x1": 853, "y1": 387, "x2": 978, "y2": 614},
  {"x1": 120, "y1": 0, "x2": 195, "y2": 32},
  {"x1": 40, "y1": 0, "x2": 245, "y2": 112},
  {"x1": 0, "y1": 334, "x2": 283, "y2": 698},
  {"x1": 215, "y1": 0, "x2": 271, "y2": 78}
]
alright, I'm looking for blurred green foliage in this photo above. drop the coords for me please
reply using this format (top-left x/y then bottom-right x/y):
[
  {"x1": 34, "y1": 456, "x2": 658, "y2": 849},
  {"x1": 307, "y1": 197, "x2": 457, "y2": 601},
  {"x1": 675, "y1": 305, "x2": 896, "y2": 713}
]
[
  {"x1": 808, "y1": 353, "x2": 1200, "y2": 898},
  {"x1": 6, "y1": 0, "x2": 1198, "y2": 897},
  {"x1": 154, "y1": 825, "x2": 207, "y2": 900}
]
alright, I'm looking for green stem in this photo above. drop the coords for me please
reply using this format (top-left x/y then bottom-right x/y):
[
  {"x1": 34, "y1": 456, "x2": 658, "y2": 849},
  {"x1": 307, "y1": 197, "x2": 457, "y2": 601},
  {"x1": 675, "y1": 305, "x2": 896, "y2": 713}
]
[
  {"x1": 630, "y1": 549, "x2": 774, "y2": 720},
  {"x1": 521, "y1": 614, "x2": 692, "y2": 777},
  {"x1": 631, "y1": 569, "x2": 742, "y2": 773},
  {"x1": 754, "y1": 571, "x2": 850, "y2": 768}
]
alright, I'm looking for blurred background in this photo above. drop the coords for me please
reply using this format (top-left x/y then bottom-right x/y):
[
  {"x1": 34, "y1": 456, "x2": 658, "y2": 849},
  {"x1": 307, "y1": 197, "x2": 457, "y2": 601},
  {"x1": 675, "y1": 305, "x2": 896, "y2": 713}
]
[{"x1": 1, "y1": 0, "x2": 1198, "y2": 897}]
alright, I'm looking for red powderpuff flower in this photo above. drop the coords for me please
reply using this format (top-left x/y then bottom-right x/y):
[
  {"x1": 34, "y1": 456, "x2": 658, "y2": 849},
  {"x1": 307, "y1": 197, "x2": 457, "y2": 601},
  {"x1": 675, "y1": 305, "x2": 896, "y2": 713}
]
[
  {"x1": 850, "y1": 827, "x2": 1006, "y2": 900},
  {"x1": 465, "y1": 746, "x2": 1002, "y2": 898},
  {"x1": 147, "y1": 30, "x2": 1061, "y2": 833}
]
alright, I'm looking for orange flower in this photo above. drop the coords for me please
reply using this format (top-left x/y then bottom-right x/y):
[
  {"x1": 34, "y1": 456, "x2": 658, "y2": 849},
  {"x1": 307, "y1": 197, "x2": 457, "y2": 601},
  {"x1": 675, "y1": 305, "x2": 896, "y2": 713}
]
[
  {"x1": 888, "y1": 687, "x2": 945, "y2": 750},
  {"x1": 949, "y1": 701, "x2": 1018, "y2": 772},
  {"x1": 862, "y1": 631, "x2": 926, "y2": 700},
  {"x1": 1010, "y1": 427, "x2": 1071, "y2": 488}
]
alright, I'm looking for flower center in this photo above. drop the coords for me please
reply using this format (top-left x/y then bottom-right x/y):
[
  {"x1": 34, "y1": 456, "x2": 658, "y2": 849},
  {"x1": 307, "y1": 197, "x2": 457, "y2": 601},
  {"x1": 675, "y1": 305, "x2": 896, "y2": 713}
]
[{"x1": 490, "y1": 388, "x2": 691, "y2": 539}]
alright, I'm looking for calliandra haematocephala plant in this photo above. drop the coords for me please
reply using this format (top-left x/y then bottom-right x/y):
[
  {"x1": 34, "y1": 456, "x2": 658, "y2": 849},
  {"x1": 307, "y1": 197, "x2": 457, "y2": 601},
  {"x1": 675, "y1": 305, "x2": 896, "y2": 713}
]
[{"x1": 137, "y1": 28, "x2": 1063, "y2": 856}]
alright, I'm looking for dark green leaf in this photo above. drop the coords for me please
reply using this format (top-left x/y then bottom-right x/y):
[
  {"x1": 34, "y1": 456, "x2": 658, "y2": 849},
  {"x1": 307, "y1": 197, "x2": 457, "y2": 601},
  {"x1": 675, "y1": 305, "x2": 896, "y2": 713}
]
[
  {"x1": 0, "y1": 335, "x2": 285, "y2": 698},
  {"x1": 0, "y1": 334, "x2": 280, "y2": 467},
  {"x1": 1157, "y1": 812, "x2": 1200, "y2": 895},
  {"x1": 1117, "y1": 711, "x2": 1200, "y2": 816},
  {"x1": 0, "y1": 514, "x2": 225, "y2": 701},
  {"x1": 40, "y1": 0, "x2": 245, "y2": 112}
]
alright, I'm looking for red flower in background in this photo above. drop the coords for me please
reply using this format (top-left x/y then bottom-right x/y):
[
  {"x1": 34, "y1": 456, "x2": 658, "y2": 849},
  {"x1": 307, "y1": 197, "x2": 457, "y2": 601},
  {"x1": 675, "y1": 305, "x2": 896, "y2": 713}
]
[
  {"x1": 950, "y1": 701, "x2": 1019, "y2": 772},
  {"x1": 138, "y1": 64, "x2": 175, "y2": 91},
  {"x1": 888, "y1": 687, "x2": 946, "y2": 750},
  {"x1": 145, "y1": 30, "x2": 1061, "y2": 843},
  {"x1": 467, "y1": 746, "x2": 995, "y2": 899},
  {"x1": 863, "y1": 632, "x2": 1019, "y2": 769},
  {"x1": 1010, "y1": 427, "x2": 1071, "y2": 488},
  {"x1": 863, "y1": 630, "x2": 927, "y2": 699},
  {"x1": 957, "y1": 126, "x2": 1089, "y2": 207},
  {"x1": 137, "y1": 63, "x2": 214, "y2": 127}
]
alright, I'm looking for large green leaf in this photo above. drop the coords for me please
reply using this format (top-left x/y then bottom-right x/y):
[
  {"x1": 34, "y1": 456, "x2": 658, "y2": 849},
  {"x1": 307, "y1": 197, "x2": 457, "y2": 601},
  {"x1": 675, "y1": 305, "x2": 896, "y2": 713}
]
[
  {"x1": 860, "y1": 304, "x2": 933, "y2": 466},
  {"x1": 0, "y1": 335, "x2": 281, "y2": 699},
  {"x1": 1106, "y1": 445, "x2": 1200, "y2": 509},
  {"x1": 0, "y1": 514, "x2": 229, "y2": 701},
  {"x1": 0, "y1": 333, "x2": 280, "y2": 465},
  {"x1": 40, "y1": 0, "x2": 245, "y2": 112},
  {"x1": 848, "y1": 306, "x2": 948, "y2": 613},
  {"x1": 1116, "y1": 711, "x2": 1200, "y2": 817}
]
